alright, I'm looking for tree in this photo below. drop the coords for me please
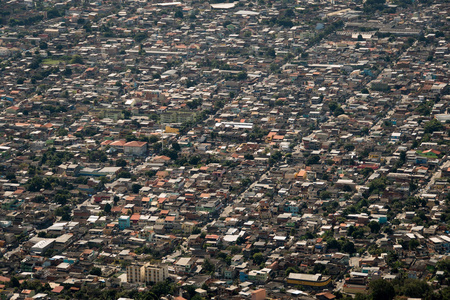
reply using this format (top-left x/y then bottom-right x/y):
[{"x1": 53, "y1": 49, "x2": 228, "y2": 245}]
[
  {"x1": 244, "y1": 154, "x2": 254, "y2": 160},
  {"x1": 328, "y1": 101, "x2": 339, "y2": 112},
  {"x1": 344, "y1": 143, "x2": 355, "y2": 151},
  {"x1": 424, "y1": 119, "x2": 443, "y2": 134},
  {"x1": 90, "y1": 267, "x2": 102, "y2": 276},
  {"x1": 368, "y1": 221, "x2": 381, "y2": 234},
  {"x1": 39, "y1": 41, "x2": 48, "y2": 49},
  {"x1": 266, "y1": 47, "x2": 276, "y2": 58},
  {"x1": 319, "y1": 191, "x2": 331, "y2": 200},
  {"x1": 54, "y1": 192, "x2": 69, "y2": 205},
  {"x1": 191, "y1": 294, "x2": 204, "y2": 300},
  {"x1": 342, "y1": 241, "x2": 356, "y2": 254},
  {"x1": 369, "y1": 279, "x2": 395, "y2": 300},
  {"x1": 132, "y1": 183, "x2": 142, "y2": 194},
  {"x1": 361, "y1": 88, "x2": 369, "y2": 94},
  {"x1": 364, "y1": 0, "x2": 386, "y2": 13},
  {"x1": 437, "y1": 259, "x2": 450, "y2": 273},
  {"x1": 236, "y1": 71, "x2": 248, "y2": 81},
  {"x1": 174, "y1": 10, "x2": 184, "y2": 19},
  {"x1": 117, "y1": 171, "x2": 132, "y2": 178},
  {"x1": 172, "y1": 142, "x2": 181, "y2": 152},
  {"x1": 306, "y1": 155, "x2": 320, "y2": 165},
  {"x1": 70, "y1": 55, "x2": 84, "y2": 64},
  {"x1": 88, "y1": 150, "x2": 108, "y2": 163},
  {"x1": 203, "y1": 259, "x2": 215, "y2": 274},
  {"x1": 11, "y1": 277, "x2": 20, "y2": 288},
  {"x1": 33, "y1": 195, "x2": 46, "y2": 203},
  {"x1": 334, "y1": 106, "x2": 345, "y2": 117},
  {"x1": 27, "y1": 176, "x2": 44, "y2": 192},
  {"x1": 104, "y1": 203, "x2": 112, "y2": 214},
  {"x1": 151, "y1": 279, "x2": 175, "y2": 297},
  {"x1": 56, "y1": 127, "x2": 68, "y2": 136},
  {"x1": 368, "y1": 177, "x2": 387, "y2": 195},
  {"x1": 326, "y1": 239, "x2": 341, "y2": 251},
  {"x1": 115, "y1": 159, "x2": 127, "y2": 167},
  {"x1": 399, "y1": 151, "x2": 406, "y2": 164},
  {"x1": 63, "y1": 67, "x2": 72, "y2": 76},
  {"x1": 236, "y1": 236, "x2": 246, "y2": 245},
  {"x1": 285, "y1": 267, "x2": 299, "y2": 276},
  {"x1": 134, "y1": 32, "x2": 147, "y2": 43},
  {"x1": 401, "y1": 279, "x2": 431, "y2": 298},
  {"x1": 253, "y1": 252, "x2": 264, "y2": 265},
  {"x1": 409, "y1": 239, "x2": 420, "y2": 250}
]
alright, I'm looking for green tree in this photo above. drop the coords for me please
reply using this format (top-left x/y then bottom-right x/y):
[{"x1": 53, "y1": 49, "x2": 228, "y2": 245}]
[
  {"x1": 334, "y1": 106, "x2": 345, "y2": 117},
  {"x1": 70, "y1": 55, "x2": 83, "y2": 64},
  {"x1": 39, "y1": 41, "x2": 48, "y2": 49},
  {"x1": 368, "y1": 221, "x2": 381, "y2": 234},
  {"x1": 266, "y1": 48, "x2": 276, "y2": 58},
  {"x1": 241, "y1": 178, "x2": 252, "y2": 188},
  {"x1": 424, "y1": 119, "x2": 443, "y2": 134},
  {"x1": 285, "y1": 266, "x2": 299, "y2": 276},
  {"x1": 90, "y1": 267, "x2": 102, "y2": 276},
  {"x1": 174, "y1": 10, "x2": 183, "y2": 18},
  {"x1": 253, "y1": 252, "x2": 264, "y2": 265},
  {"x1": 63, "y1": 67, "x2": 72, "y2": 76},
  {"x1": 401, "y1": 279, "x2": 431, "y2": 298},
  {"x1": 11, "y1": 277, "x2": 20, "y2": 288},
  {"x1": 115, "y1": 159, "x2": 127, "y2": 167},
  {"x1": 132, "y1": 183, "x2": 142, "y2": 194},
  {"x1": 326, "y1": 239, "x2": 341, "y2": 251},
  {"x1": 88, "y1": 150, "x2": 108, "y2": 163},
  {"x1": 244, "y1": 154, "x2": 254, "y2": 160},
  {"x1": 117, "y1": 171, "x2": 132, "y2": 178},
  {"x1": 306, "y1": 155, "x2": 320, "y2": 165},
  {"x1": 104, "y1": 203, "x2": 112, "y2": 214},
  {"x1": 369, "y1": 279, "x2": 395, "y2": 300},
  {"x1": 344, "y1": 144, "x2": 355, "y2": 151},
  {"x1": 408, "y1": 239, "x2": 420, "y2": 250},
  {"x1": 203, "y1": 259, "x2": 215, "y2": 274},
  {"x1": 236, "y1": 71, "x2": 248, "y2": 81},
  {"x1": 134, "y1": 32, "x2": 147, "y2": 43},
  {"x1": 319, "y1": 191, "x2": 331, "y2": 200},
  {"x1": 172, "y1": 142, "x2": 181, "y2": 152},
  {"x1": 342, "y1": 241, "x2": 356, "y2": 254}
]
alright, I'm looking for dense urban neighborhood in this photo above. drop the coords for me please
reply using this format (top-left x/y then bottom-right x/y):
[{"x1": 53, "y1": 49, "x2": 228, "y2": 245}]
[{"x1": 0, "y1": 0, "x2": 449, "y2": 298}]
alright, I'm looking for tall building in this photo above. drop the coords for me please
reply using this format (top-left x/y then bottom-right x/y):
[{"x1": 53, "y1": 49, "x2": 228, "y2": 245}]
[
  {"x1": 126, "y1": 264, "x2": 142, "y2": 283},
  {"x1": 119, "y1": 215, "x2": 130, "y2": 230},
  {"x1": 126, "y1": 264, "x2": 169, "y2": 284},
  {"x1": 141, "y1": 263, "x2": 169, "y2": 283}
]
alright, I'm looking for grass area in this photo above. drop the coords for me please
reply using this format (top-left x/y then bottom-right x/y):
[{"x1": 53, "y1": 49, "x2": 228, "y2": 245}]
[{"x1": 42, "y1": 59, "x2": 65, "y2": 65}]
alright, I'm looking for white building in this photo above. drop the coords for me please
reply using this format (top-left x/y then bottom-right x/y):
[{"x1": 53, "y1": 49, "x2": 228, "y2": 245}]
[
  {"x1": 31, "y1": 239, "x2": 55, "y2": 255},
  {"x1": 123, "y1": 141, "x2": 147, "y2": 156},
  {"x1": 142, "y1": 264, "x2": 169, "y2": 283},
  {"x1": 126, "y1": 265, "x2": 142, "y2": 283},
  {"x1": 126, "y1": 264, "x2": 168, "y2": 284}
]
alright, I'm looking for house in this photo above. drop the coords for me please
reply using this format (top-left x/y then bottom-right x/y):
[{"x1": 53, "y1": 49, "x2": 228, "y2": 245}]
[
  {"x1": 118, "y1": 216, "x2": 130, "y2": 230},
  {"x1": 286, "y1": 273, "x2": 332, "y2": 287},
  {"x1": 124, "y1": 141, "x2": 147, "y2": 156}
]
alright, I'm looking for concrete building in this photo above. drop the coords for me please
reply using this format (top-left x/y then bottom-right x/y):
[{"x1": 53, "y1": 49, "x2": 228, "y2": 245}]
[
  {"x1": 126, "y1": 264, "x2": 142, "y2": 283},
  {"x1": 123, "y1": 141, "x2": 148, "y2": 156},
  {"x1": 141, "y1": 263, "x2": 169, "y2": 283},
  {"x1": 119, "y1": 216, "x2": 131, "y2": 230},
  {"x1": 286, "y1": 273, "x2": 332, "y2": 287},
  {"x1": 126, "y1": 264, "x2": 169, "y2": 284}
]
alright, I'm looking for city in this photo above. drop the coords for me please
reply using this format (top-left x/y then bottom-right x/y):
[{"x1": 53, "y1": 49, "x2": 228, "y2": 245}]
[{"x1": 0, "y1": 0, "x2": 449, "y2": 299}]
